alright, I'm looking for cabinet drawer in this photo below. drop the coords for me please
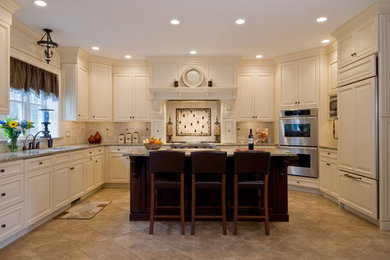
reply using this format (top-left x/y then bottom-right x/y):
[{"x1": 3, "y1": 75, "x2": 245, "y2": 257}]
[
  {"x1": 53, "y1": 153, "x2": 71, "y2": 166},
  {"x1": 24, "y1": 156, "x2": 53, "y2": 172},
  {"x1": 0, "y1": 160, "x2": 23, "y2": 179},
  {"x1": 0, "y1": 175, "x2": 24, "y2": 211},
  {"x1": 339, "y1": 170, "x2": 377, "y2": 219},
  {"x1": 338, "y1": 55, "x2": 376, "y2": 87},
  {"x1": 288, "y1": 176, "x2": 318, "y2": 189},
  {"x1": 0, "y1": 203, "x2": 24, "y2": 243},
  {"x1": 109, "y1": 146, "x2": 130, "y2": 153},
  {"x1": 320, "y1": 149, "x2": 338, "y2": 160}
]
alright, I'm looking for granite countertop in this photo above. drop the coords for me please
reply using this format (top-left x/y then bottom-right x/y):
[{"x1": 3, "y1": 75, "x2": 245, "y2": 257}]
[
  {"x1": 0, "y1": 143, "x2": 279, "y2": 163},
  {"x1": 123, "y1": 147, "x2": 296, "y2": 157}
]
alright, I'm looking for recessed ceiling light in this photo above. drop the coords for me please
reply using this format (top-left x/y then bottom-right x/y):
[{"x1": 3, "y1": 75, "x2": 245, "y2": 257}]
[
  {"x1": 91, "y1": 46, "x2": 100, "y2": 51},
  {"x1": 34, "y1": 1, "x2": 47, "y2": 7},
  {"x1": 316, "y1": 17, "x2": 328, "y2": 23},
  {"x1": 189, "y1": 50, "x2": 197, "y2": 55},
  {"x1": 235, "y1": 19, "x2": 246, "y2": 25},
  {"x1": 321, "y1": 39, "x2": 330, "y2": 44},
  {"x1": 256, "y1": 54, "x2": 263, "y2": 59},
  {"x1": 170, "y1": 19, "x2": 180, "y2": 25},
  {"x1": 124, "y1": 55, "x2": 132, "y2": 59}
]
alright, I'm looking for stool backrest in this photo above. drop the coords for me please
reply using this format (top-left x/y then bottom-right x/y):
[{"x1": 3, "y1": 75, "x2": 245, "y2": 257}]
[
  {"x1": 191, "y1": 151, "x2": 227, "y2": 174},
  {"x1": 234, "y1": 151, "x2": 271, "y2": 175},
  {"x1": 149, "y1": 150, "x2": 185, "y2": 174}
]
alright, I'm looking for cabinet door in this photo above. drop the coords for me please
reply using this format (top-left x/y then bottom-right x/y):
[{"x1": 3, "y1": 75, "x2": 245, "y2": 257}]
[
  {"x1": 113, "y1": 74, "x2": 133, "y2": 121},
  {"x1": 328, "y1": 61, "x2": 338, "y2": 92},
  {"x1": 329, "y1": 162, "x2": 339, "y2": 198},
  {"x1": 353, "y1": 78, "x2": 376, "y2": 179},
  {"x1": 109, "y1": 154, "x2": 129, "y2": 183},
  {"x1": 53, "y1": 165, "x2": 70, "y2": 210},
  {"x1": 298, "y1": 56, "x2": 319, "y2": 108},
  {"x1": 355, "y1": 17, "x2": 378, "y2": 61},
  {"x1": 61, "y1": 64, "x2": 77, "y2": 121},
  {"x1": 89, "y1": 63, "x2": 112, "y2": 121},
  {"x1": 237, "y1": 74, "x2": 253, "y2": 120},
  {"x1": 337, "y1": 33, "x2": 355, "y2": 69},
  {"x1": 77, "y1": 65, "x2": 89, "y2": 120},
  {"x1": 253, "y1": 74, "x2": 274, "y2": 121},
  {"x1": 319, "y1": 159, "x2": 331, "y2": 194},
  {"x1": 84, "y1": 158, "x2": 95, "y2": 193},
  {"x1": 280, "y1": 62, "x2": 298, "y2": 109},
  {"x1": 25, "y1": 168, "x2": 53, "y2": 226},
  {"x1": 94, "y1": 156, "x2": 104, "y2": 187},
  {"x1": 69, "y1": 161, "x2": 84, "y2": 200},
  {"x1": 0, "y1": 20, "x2": 10, "y2": 115},
  {"x1": 133, "y1": 74, "x2": 149, "y2": 120},
  {"x1": 338, "y1": 85, "x2": 355, "y2": 171}
]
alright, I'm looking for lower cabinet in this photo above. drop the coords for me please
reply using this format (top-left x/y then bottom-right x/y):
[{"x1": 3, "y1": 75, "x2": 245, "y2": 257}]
[
  {"x1": 94, "y1": 156, "x2": 104, "y2": 187},
  {"x1": 338, "y1": 170, "x2": 378, "y2": 219},
  {"x1": 25, "y1": 167, "x2": 53, "y2": 227},
  {"x1": 53, "y1": 164, "x2": 70, "y2": 210},
  {"x1": 319, "y1": 149, "x2": 338, "y2": 199},
  {"x1": 84, "y1": 158, "x2": 95, "y2": 193},
  {"x1": 0, "y1": 203, "x2": 24, "y2": 242},
  {"x1": 69, "y1": 161, "x2": 84, "y2": 200},
  {"x1": 109, "y1": 151, "x2": 130, "y2": 183}
]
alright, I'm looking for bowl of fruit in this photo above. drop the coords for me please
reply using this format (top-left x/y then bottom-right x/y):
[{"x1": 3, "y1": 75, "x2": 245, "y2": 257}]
[{"x1": 143, "y1": 137, "x2": 163, "y2": 150}]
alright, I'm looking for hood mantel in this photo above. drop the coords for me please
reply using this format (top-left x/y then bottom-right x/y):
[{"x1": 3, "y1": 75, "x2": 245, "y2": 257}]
[{"x1": 149, "y1": 87, "x2": 237, "y2": 100}]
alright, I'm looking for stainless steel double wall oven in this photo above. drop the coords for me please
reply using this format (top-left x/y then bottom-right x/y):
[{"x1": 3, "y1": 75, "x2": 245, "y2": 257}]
[{"x1": 279, "y1": 109, "x2": 318, "y2": 178}]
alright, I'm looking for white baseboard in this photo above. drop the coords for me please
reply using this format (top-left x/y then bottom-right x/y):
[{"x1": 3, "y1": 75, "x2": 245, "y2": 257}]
[
  {"x1": 339, "y1": 203, "x2": 379, "y2": 226},
  {"x1": 103, "y1": 183, "x2": 130, "y2": 188},
  {"x1": 288, "y1": 185, "x2": 322, "y2": 194}
]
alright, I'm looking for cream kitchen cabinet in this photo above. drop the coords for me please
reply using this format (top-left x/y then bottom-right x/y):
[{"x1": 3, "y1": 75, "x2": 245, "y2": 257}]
[
  {"x1": 237, "y1": 73, "x2": 274, "y2": 121},
  {"x1": 338, "y1": 78, "x2": 376, "y2": 179},
  {"x1": 319, "y1": 149, "x2": 338, "y2": 199},
  {"x1": 94, "y1": 156, "x2": 104, "y2": 187},
  {"x1": 53, "y1": 164, "x2": 70, "y2": 210},
  {"x1": 108, "y1": 147, "x2": 130, "y2": 183},
  {"x1": 69, "y1": 160, "x2": 84, "y2": 200},
  {"x1": 279, "y1": 56, "x2": 319, "y2": 109},
  {"x1": 25, "y1": 162, "x2": 53, "y2": 227},
  {"x1": 89, "y1": 63, "x2": 112, "y2": 121},
  {"x1": 328, "y1": 52, "x2": 338, "y2": 93},
  {"x1": 62, "y1": 64, "x2": 89, "y2": 121},
  {"x1": 337, "y1": 17, "x2": 378, "y2": 69},
  {"x1": 84, "y1": 157, "x2": 95, "y2": 194},
  {"x1": 113, "y1": 74, "x2": 149, "y2": 121}
]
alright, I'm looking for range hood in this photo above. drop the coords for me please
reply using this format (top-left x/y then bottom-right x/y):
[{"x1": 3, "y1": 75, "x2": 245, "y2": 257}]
[{"x1": 149, "y1": 87, "x2": 237, "y2": 100}]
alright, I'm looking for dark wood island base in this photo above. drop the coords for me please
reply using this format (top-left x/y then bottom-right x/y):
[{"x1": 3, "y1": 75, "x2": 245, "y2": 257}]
[{"x1": 126, "y1": 148, "x2": 296, "y2": 222}]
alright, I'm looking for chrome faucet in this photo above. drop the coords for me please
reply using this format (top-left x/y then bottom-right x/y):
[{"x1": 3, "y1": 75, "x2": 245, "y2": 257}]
[
  {"x1": 23, "y1": 130, "x2": 53, "y2": 150},
  {"x1": 22, "y1": 134, "x2": 35, "y2": 150}
]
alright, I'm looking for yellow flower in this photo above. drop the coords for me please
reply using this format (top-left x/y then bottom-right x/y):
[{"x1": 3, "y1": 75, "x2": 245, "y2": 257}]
[
  {"x1": 9, "y1": 121, "x2": 18, "y2": 128},
  {"x1": 27, "y1": 121, "x2": 30, "y2": 124}
]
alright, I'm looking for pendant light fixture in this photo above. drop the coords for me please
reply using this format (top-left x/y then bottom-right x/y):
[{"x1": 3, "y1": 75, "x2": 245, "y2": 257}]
[{"x1": 37, "y1": 28, "x2": 59, "y2": 64}]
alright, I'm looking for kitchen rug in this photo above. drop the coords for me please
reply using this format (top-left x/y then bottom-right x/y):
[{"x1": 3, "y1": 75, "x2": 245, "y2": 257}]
[{"x1": 56, "y1": 201, "x2": 111, "y2": 219}]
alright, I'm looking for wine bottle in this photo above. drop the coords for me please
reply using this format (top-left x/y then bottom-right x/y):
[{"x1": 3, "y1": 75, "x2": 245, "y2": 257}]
[{"x1": 248, "y1": 129, "x2": 254, "y2": 150}]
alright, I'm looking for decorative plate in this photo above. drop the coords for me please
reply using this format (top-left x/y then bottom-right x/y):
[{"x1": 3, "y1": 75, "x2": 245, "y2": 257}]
[{"x1": 181, "y1": 66, "x2": 204, "y2": 87}]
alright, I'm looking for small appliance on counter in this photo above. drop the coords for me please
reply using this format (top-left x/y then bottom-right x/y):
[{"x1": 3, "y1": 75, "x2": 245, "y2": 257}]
[
  {"x1": 132, "y1": 132, "x2": 139, "y2": 143},
  {"x1": 125, "y1": 133, "x2": 132, "y2": 144},
  {"x1": 118, "y1": 134, "x2": 125, "y2": 144}
]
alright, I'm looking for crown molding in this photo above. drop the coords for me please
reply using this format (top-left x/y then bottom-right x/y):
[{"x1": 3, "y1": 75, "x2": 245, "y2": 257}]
[
  {"x1": 0, "y1": 0, "x2": 21, "y2": 14},
  {"x1": 274, "y1": 47, "x2": 327, "y2": 64},
  {"x1": 112, "y1": 59, "x2": 148, "y2": 67},
  {"x1": 146, "y1": 56, "x2": 240, "y2": 64},
  {"x1": 326, "y1": 41, "x2": 337, "y2": 55}
]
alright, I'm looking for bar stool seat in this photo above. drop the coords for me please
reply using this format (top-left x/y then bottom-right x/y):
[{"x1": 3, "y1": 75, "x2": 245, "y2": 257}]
[
  {"x1": 195, "y1": 181, "x2": 222, "y2": 189},
  {"x1": 237, "y1": 180, "x2": 265, "y2": 189},
  {"x1": 149, "y1": 150, "x2": 186, "y2": 235}
]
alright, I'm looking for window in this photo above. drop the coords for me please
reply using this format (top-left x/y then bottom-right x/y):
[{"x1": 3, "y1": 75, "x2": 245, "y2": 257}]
[{"x1": 1, "y1": 88, "x2": 59, "y2": 139}]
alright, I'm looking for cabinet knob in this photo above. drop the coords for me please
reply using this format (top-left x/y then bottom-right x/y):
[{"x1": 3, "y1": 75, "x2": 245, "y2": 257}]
[
  {"x1": 39, "y1": 162, "x2": 43, "y2": 165},
  {"x1": 70, "y1": 167, "x2": 75, "y2": 170},
  {"x1": 96, "y1": 160, "x2": 98, "y2": 163},
  {"x1": 93, "y1": 116, "x2": 95, "y2": 118},
  {"x1": 351, "y1": 53, "x2": 354, "y2": 57},
  {"x1": 1, "y1": 224, "x2": 6, "y2": 228},
  {"x1": 326, "y1": 163, "x2": 331, "y2": 166},
  {"x1": 1, "y1": 193, "x2": 5, "y2": 197},
  {"x1": 0, "y1": 169, "x2": 4, "y2": 173},
  {"x1": 78, "y1": 114, "x2": 81, "y2": 116}
]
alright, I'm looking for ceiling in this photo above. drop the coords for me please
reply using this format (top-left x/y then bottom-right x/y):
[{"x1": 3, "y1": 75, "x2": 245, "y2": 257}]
[{"x1": 13, "y1": 0, "x2": 388, "y2": 60}]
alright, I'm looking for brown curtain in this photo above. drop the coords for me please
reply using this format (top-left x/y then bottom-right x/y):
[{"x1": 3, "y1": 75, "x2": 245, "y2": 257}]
[{"x1": 10, "y1": 57, "x2": 59, "y2": 98}]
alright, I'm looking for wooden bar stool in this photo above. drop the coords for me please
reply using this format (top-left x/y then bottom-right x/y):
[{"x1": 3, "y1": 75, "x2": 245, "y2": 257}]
[
  {"x1": 149, "y1": 150, "x2": 186, "y2": 235},
  {"x1": 233, "y1": 151, "x2": 271, "y2": 235},
  {"x1": 191, "y1": 151, "x2": 227, "y2": 235}
]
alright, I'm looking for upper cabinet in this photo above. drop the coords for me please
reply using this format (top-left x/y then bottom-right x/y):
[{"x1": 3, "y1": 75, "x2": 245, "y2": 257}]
[
  {"x1": 336, "y1": 17, "x2": 378, "y2": 69},
  {"x1": 237, "y1": 73, "x2": 274, "y2": 121},
  {"x1": 89, "y1": 63, "x2": 112, "y2": 121},
  {"x1": 0, "y1": 1, "x2": 20, "y2": 115},
  {"x1": 113, "y1": 73, "x2": 149, "y2": 121},
  {"x1": 328, "y1": 51, "x2": 338, "y2": 94},
  {"x1": 62, "y1": 64, "x2": 89, "y2": 121},
  {"x1": 279, "y1": 56, "x2": 319, "y2": 109}
]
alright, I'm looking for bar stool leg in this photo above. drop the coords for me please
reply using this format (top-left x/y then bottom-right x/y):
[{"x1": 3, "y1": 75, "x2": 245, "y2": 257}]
[
  {"x1": 149, "y1": 173, "x2": 155, "y2": 235},
  {"x1": 264, "y1": 175, "x2": 270, "y2": 236},
  {"x1": 222, "y1": 174, "x2": 227, "y2": 235},
  {"x1": 233, "y1": 173, "x2": 238, "y2": 235},
  {"x1": 191, "y1": 174, "x2": 196, "y2": 235},
  {"x1": 180, "y1": 173, "x2": 185, "y2": 235}
]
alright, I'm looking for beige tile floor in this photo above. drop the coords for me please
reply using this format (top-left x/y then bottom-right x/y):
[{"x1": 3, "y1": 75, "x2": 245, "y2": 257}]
[{"x1": 1, "y1": 188, "x2": 389, "y2": 260}]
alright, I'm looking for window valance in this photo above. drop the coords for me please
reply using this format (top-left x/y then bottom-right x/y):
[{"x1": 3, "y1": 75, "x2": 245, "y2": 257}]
[{"x1": 10, "y1": 57, "x2": 59, "y2": 98}]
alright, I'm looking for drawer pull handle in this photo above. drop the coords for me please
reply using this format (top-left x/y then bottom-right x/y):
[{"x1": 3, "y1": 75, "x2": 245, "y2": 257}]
[
  {"x1": 326, "y1": 163, "x2": 331, "y2": 166},
  {"x1": 70, "y1": 167, "x2": 75, "y2": 170},
  {"x1": 0, "y1": 169, "x2": 4, "y2": 173},
  {"x1": 118, "y1": 149, "x2": 120, "y2": 151},
  {"x1": 1, "y1": 193, "x2": 5, "y2": 196},
  {"x1": 95, "y1": 160, "x2": 98, "y2": 163},
  {"x1": 327, "y1": 153, "x2": 331, "y2": 155},
  {"x1": 344, "y1": 173, "x2": 362, "y2": 180},
  {"x1": 90, "y1": 152, "x2": 93, "y2": 154},
  {"x1": 39, "y1": 162, "x2": 43, "y2": 165},
  {"x1": 1, "y1": 224, "x2": 6, "y2": 228}
]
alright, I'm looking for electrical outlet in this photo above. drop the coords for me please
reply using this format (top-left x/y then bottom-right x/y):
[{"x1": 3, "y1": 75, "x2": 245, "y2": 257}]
[{"x1": 66, "y1": 131, "x2": 71, "y2": 137}]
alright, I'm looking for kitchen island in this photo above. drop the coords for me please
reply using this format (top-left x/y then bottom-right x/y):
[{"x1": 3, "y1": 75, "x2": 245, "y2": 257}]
[{"x1": 125, "y1": 147, "x2": 298, "y2": 222}]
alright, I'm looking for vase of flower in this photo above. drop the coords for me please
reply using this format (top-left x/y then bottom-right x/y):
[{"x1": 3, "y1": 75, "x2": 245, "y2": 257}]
[{"x1": 0, "y1": 118, "x2": 34, "y2": 153}]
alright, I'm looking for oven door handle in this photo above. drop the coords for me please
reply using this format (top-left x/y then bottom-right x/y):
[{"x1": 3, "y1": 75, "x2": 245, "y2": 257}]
[{"x1": 280, "y1": 116, "x2": 318, "y2": 120}]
